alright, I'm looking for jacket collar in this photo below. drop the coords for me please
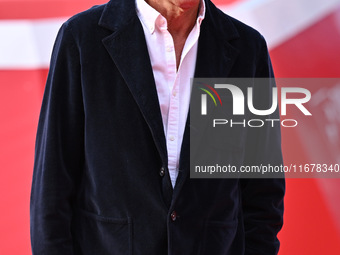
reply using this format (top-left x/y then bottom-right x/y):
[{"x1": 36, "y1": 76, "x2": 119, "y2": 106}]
[{"x1": 98, "y1": 0, "x2": 136, "y2": 32}]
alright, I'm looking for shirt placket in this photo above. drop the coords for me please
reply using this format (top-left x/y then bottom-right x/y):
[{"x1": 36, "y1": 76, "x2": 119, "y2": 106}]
[{"x1": 160, "y1": 20, "x2": 179, "y2": 185}]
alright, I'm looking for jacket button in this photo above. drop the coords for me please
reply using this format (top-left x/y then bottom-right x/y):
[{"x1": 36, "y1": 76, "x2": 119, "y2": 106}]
[
  {"x1": 160, "y1": 167, "x2": 165, "y2": 177},
  {"x1": 170, "y1": 211, "x2": 177, "y2": 221}
]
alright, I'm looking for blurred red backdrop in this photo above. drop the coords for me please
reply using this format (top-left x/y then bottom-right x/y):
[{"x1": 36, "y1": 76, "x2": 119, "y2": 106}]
[{"x1": 0, "y1": 0, "x2": 340, "y2": 254}]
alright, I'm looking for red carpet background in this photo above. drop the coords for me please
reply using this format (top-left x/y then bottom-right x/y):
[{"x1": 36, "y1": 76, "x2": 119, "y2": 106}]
[{"x1": 0, "y1": 0, "x2": 340, "y2": 254}]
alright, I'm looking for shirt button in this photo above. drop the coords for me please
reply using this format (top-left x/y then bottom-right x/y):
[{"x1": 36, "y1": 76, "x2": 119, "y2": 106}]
[
  {"x1": 159, "y1": 167, "x2": 165, "y2": 177},
  {"x1": 172, "y1": 91, "x2": 177, "y2": 97},
  {"x1": 169, "y1": 136, "x2": 175, "y2": 141},
  {"x1": 166, "y1": 46, "x2": 172, "y2": 52},
  {"x1": 170, "y1": 211, "x2": 177, "y2": 221}
]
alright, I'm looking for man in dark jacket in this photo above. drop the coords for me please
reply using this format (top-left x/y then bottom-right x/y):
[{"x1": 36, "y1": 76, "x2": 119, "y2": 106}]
[{"x1": 30, "y1": 0, "x2": 285, "y2": 254}]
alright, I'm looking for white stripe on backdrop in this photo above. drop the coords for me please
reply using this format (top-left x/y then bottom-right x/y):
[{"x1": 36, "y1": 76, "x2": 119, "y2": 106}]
[{"x1": 0, "y1": 0, "x2": 339, "y2": 69}]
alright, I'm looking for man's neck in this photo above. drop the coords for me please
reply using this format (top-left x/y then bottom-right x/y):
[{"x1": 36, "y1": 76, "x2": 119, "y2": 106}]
[
  {"x1": 145, "y1": 0, "x2": 199, "y2": 38},
  {"x1": 145, "y1": 0, "x2": 200, "y2": 69}
]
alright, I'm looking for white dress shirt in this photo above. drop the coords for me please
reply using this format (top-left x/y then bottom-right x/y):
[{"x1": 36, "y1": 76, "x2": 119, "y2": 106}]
[{"x1": 136, "y1": 0, "x2": 205, "y2": 187}]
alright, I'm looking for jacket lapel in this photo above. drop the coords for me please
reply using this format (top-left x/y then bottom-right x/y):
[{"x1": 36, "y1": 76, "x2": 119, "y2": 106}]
[
  {"x1": 173, "y1": 0, "x2": 240, "y2": 200},
  {"x1": 99, "y1": 0, "x2": 168, "y2": 166}
]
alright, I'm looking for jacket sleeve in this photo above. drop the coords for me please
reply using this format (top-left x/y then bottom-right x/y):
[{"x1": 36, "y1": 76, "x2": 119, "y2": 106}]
[
  {"x1": 240, "y1": 35, "x2": 285, "y2": 255},
  {"x1": 30, "y1": 21, "x2": 84, "y2": 255}
]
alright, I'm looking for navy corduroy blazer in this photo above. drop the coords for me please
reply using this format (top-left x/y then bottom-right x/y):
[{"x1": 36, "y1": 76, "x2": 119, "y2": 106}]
[{"x1": 30, "y1": 0, "x2": 285, "y2": 254}]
